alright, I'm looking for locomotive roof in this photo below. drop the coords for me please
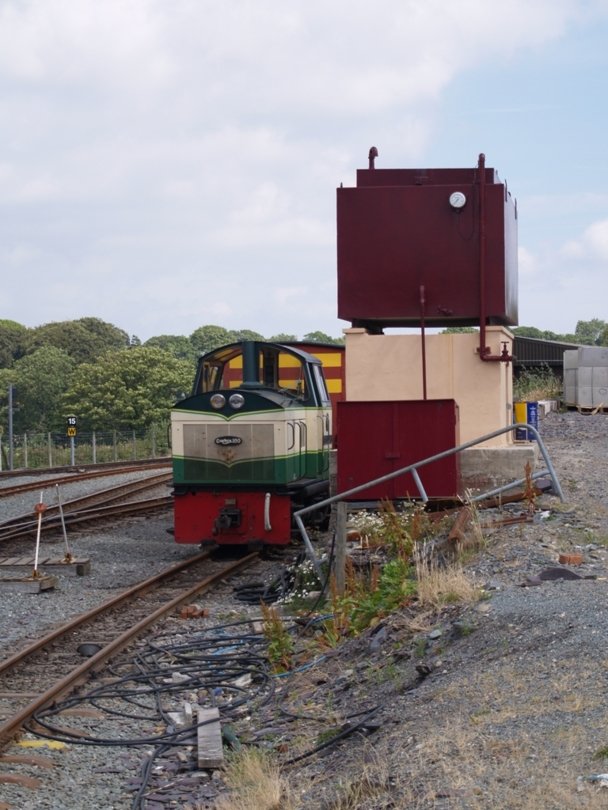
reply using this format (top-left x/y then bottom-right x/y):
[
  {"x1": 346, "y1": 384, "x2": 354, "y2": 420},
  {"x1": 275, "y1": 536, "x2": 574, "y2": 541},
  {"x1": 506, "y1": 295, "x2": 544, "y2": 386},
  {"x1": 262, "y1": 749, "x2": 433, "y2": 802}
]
[{"x1": 199, "y1": 340, "x2": 324, "y2": 366}]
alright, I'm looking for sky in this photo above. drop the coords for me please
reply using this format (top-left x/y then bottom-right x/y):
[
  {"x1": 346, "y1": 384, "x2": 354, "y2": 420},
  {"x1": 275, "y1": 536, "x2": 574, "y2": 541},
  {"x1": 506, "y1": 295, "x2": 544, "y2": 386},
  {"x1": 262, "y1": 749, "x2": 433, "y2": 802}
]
[{"x1": 1, "y1": 0, "x2": 607, "y2": 343}]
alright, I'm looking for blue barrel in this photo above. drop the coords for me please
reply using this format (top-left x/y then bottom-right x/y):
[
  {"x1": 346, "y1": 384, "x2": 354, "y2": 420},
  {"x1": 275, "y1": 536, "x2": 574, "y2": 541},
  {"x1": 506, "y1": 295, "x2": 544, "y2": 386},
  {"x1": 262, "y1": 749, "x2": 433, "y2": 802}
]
[{"x1": 514, "y1": 401, "x2": 538, "y2": 441}]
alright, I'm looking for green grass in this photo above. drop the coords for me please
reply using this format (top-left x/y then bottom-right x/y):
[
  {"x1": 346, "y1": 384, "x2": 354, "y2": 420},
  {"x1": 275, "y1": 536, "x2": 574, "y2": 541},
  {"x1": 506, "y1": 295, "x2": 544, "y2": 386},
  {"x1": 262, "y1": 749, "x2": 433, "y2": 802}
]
[{"x1": 513, "y1": 366, "x2": 561, "y2": 402}]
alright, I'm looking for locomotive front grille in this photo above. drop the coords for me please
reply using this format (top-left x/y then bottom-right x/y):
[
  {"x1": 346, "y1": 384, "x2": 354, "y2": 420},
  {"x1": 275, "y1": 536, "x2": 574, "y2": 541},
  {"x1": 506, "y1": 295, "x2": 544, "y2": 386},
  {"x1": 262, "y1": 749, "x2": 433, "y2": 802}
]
[
  {"x1": 183, "y1": 423, "x2": 275, "y2": 459},
  {"x1": 182, "y1": 423, "x2": 277, "y2": 483}
]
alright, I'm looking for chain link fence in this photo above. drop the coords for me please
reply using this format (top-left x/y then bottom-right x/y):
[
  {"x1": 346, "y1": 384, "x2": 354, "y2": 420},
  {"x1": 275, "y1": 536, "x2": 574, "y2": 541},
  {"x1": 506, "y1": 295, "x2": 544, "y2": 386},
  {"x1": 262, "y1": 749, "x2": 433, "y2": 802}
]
[{"x1": 0, "y1": 426, "x2": 172, "y2": 470}]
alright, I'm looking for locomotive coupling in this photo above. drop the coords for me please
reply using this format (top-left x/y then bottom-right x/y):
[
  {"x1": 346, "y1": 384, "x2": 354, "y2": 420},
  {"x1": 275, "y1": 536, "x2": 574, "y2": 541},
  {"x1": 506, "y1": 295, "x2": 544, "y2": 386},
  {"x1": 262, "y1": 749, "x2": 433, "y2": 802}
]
[{"x1": 213, "y1": 506, "x2": 242, "y2": 534}]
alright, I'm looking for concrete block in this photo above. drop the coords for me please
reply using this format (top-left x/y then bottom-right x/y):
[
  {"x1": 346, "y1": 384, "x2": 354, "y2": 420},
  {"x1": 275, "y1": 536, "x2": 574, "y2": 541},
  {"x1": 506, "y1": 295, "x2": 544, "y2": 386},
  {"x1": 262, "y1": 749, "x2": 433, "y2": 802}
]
[
  {"x1": 460, "y1": 445, "x2": 539, "y2": 491},
  {"x1": 578, "y1": 346, "x2": 608, "y2": 367},
  {"x1": 563, "y1": 349, "x2": 578, "y2": 370}
]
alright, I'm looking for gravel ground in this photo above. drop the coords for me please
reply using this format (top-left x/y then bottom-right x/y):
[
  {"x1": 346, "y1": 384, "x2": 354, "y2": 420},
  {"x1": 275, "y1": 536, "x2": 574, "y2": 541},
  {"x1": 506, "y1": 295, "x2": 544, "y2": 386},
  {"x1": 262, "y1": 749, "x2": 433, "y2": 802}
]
[
  {"x1": 279, "y1": 411, "x2": 608, "y2": 809},
  {"x1": 0, "y1": 472, "x2": 288, "y2": 809},
  {"x1": 0, "y1": 470, "x2": 191, "y2": 654},
  {"x1": 1, "y1": 411, "x2": 608, "y2": 809}
]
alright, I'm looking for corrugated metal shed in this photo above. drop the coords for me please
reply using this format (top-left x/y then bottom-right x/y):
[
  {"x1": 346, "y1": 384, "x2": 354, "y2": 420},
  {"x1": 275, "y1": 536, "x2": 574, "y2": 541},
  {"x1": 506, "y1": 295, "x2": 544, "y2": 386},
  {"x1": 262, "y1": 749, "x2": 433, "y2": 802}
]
[{"x1": 513, "y1": 336, "x2": 581, "y2": 369}]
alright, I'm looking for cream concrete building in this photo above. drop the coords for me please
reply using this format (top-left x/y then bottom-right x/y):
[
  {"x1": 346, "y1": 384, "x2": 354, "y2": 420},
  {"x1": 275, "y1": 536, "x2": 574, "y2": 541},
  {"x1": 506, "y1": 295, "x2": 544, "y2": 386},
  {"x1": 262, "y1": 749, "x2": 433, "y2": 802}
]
[{"x1": 343, "y1": 326, "x2": 537, "y2": 489}]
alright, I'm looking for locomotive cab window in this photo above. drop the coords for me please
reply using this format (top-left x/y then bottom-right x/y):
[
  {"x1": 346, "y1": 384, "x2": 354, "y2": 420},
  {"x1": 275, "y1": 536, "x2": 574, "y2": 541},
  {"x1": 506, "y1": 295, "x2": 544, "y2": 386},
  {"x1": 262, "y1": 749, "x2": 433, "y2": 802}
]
[
  {"x1": 276, "y1": 348, "x2": 307, "y2": 399},
  {"x1": 311, "y1": 363, "x2": 330, "y2": 405},
  {"x1": 197, "y1": 348, "x2": 244, "y2": 393},
  {"x1": 195, "y1": 342, "x2": 312, "y2": 400}
]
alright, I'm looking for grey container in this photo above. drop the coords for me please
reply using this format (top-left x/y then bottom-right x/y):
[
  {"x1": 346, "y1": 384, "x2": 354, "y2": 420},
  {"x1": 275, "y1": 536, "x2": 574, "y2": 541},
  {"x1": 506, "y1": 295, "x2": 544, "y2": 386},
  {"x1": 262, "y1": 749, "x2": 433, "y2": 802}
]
[
  {"x1": 578, "y1": 346, "x2": 608, "y2": 367},
  {"x1": 563, "y1": 350, "x2": 578, "y2": 406}
]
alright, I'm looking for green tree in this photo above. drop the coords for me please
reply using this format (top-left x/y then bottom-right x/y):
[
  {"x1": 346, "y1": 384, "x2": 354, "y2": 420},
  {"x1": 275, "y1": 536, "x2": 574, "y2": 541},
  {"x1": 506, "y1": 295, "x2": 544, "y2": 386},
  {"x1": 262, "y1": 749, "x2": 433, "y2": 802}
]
[
  {"x1": 62, "y1": 347, "x2": 192, "y2": 430},
  {"x1": 26, "y1": 318, "x2": 129, "y2": 364},
  {"x1": 269, "y1": 333, "x2": 299, "y2": 343},
  {"x1": 228, "y1": 328, "x2": 266, "y2": 343},
  {"x1": 190, "y1": 325, "x2": 233, "y2": 355},
  {"x1": 512, "y1": 326, "x2": 561, "y2": 340},
  {"x1": 574, "y1": 319, "x2": 607, "y2": 346},
  {"x1": 0, "y1": 367, "x2": 15, "y2": 434},
  {"x1": 2, "y1": 346, "x2": 74, "y2": 432},
  {"x1": 145, "y1": 334, "x2": 197, "y2": 363},
  {"x1": 302, "y1": 331, "x2": 344, "y2": 345},
  {"x1": 0, "y1": 320, "x2": 28, "y2": 368},
  {"x1": 77, "y1": 317, "x2": 130, "y2": 350}
]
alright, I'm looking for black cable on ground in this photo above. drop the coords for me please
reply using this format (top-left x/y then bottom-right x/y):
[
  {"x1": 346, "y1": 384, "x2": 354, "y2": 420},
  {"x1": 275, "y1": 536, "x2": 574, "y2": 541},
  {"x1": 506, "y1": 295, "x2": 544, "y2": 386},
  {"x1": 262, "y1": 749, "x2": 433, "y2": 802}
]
[
  {"x1": 283, "y1": 705, "x2": 382, "y2": 766},
  {"x1": 233, "y1": 561, "x2": 298, "y2": 603},
  {"x1": 21, "y1": 530, "x2": 376, "y2": 807},
  {"x1": 26, "y1": 620, "x2": 277, "y2": 747}
]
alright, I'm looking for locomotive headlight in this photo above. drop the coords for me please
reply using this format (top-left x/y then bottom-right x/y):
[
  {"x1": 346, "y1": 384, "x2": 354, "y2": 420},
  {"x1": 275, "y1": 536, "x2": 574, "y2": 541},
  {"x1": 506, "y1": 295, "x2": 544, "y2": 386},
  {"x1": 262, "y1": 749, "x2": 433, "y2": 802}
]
[
  {"x1": 210, "y1": 394, "x2": 226, "y2": 409},
  {"x1": 229, "y1": 393, "x2": 245, "y2": 409}
]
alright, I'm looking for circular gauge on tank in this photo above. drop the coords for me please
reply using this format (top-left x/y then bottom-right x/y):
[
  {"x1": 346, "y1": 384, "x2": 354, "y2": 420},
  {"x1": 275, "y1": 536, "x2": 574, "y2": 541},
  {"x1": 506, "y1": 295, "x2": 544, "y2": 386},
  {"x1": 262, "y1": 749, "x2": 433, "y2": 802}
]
[{"x1": 449, "y1": 191, "x2": 467, "y2": 209}]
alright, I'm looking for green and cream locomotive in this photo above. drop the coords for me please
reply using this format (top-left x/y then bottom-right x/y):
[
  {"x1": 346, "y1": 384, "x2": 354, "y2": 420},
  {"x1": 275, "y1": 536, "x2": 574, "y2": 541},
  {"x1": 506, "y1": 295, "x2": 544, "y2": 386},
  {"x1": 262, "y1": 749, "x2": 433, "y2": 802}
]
[{"x1": 171, "y1": 341, "x2": 332, "y2": 546}]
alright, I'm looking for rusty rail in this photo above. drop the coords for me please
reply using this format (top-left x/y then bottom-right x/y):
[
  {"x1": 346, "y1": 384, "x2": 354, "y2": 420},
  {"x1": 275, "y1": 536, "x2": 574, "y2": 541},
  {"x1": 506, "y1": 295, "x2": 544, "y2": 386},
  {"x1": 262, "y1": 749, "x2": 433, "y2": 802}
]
[
  {"x1": 0, "y1": 552, "x2": 258, "y2": 747},
  {"x1": 0, "y1": 473, "x2": 172, "y2": 542},
  {"x1": 0, "y1": 461, "x2": 171, "y2": 499}
]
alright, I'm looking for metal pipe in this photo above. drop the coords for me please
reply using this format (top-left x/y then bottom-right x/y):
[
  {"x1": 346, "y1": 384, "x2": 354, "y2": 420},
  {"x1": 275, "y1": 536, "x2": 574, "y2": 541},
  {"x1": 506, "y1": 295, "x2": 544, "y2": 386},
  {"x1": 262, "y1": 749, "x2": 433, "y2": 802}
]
[
  {"x1": 56, "y1": 484, "x2": 73, "y2": 561},
  {"x1": 32, "y1": 491, "x2": 44, "y2": 578},
  {"x1": 476, "y1": 153, "x2": 512, "y2": 364},
  {"x1": 419, "y1": 285, "x2": 428, "y2": 400},
  {"x1": 264, "y1": 492, "x2": 272, "y2": 531},
  {"x1": 410, "y1": 468, "x2": 428, "y2": 501},
  {"x1": 294, "y1": 422, "x2": 564, "y2": 572},
  {"x1": 478, "y1": 153, "x2": 488, "y2": 357},
  {"x1": 8, "y1": 385, "x2": 14, "y2": 471}
]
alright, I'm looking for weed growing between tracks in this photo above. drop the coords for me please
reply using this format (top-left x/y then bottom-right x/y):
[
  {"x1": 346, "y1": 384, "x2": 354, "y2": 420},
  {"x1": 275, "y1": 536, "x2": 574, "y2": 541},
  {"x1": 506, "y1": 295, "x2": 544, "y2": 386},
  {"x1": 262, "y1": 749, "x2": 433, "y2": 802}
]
[
  {"x1": 267, "y1": 500, "x2": 482, "y2": 656},
  {"x1": 260, "y1": 602, "x2": 295, "y2": 673},
  {"x1": 301, "y1": 501, "x2": 479, "y2": 647},
  {"x1": 216, "y1": 748, "x2": 293, "y2": 810}
]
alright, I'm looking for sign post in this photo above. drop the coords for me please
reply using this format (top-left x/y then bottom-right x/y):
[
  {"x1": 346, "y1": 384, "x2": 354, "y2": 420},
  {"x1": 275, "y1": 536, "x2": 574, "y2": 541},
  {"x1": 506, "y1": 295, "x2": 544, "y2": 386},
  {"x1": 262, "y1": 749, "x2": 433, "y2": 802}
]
[
  {"x1": 66, "y1": 415, "x2": 77, "y2": 466},
  {"x1": 8, "y1": 385, "x2": 15, "y2": 471}
]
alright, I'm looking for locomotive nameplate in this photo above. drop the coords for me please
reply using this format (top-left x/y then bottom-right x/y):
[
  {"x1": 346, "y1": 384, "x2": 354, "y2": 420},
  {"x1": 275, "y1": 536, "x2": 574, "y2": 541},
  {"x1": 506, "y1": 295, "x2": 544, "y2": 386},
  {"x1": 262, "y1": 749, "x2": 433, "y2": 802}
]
[{"x1": 215, "y1": 436, "x2": 243, "y2": 446}]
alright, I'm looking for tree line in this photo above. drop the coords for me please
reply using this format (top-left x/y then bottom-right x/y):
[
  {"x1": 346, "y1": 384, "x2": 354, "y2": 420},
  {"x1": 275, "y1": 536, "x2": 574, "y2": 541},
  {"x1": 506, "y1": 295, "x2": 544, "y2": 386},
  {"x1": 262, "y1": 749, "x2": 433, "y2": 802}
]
[
  {"x1": 511, "y1": 319, "x2": 608, "y2": 346},
  {"x1": 1, "y1": 316, "x2": 602, "y2": 437},
  {"x1": 0, "y1": 318, "x2": 344, "y2": 435},
  {"x1": 445, "y1": 319, "x2": 608, "y2": 346}
]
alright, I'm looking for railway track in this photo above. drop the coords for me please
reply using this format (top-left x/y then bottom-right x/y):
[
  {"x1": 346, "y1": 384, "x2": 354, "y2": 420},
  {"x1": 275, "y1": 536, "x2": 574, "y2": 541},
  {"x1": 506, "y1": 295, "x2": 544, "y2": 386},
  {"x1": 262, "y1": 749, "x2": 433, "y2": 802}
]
[
  {"x1": 0, "y1": 461, "x2": 171, "y2": 499},
  {"x1": 0, "y1": 458, "x2": 171, "y2": 483},
  {"x1": 0, "y1": 550, "x2": 258, "y2": 750},
  {"x1": 0, "y1": 471, "x2": 173, "y2": 543}
]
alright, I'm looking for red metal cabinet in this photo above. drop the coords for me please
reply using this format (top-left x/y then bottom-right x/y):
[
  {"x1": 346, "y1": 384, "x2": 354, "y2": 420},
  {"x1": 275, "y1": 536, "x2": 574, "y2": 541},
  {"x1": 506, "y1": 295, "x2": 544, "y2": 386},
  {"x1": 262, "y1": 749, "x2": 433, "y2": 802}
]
[{"x1": 337, "y1": 399, "x2": 461, "y2": 500}]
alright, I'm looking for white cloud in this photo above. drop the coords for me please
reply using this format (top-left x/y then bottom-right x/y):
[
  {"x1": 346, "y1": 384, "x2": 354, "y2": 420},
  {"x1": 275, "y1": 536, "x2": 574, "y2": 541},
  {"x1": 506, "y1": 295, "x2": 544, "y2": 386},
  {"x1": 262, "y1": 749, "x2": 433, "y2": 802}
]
[
  {"x1": 0, "y1": 0, "x2": 172, "y2": 88},
  {"x1": 274, "y1": 287, "x2": 308, "y2": 308},
  {"x1": 559, "y1": 219, "x2": 608, "y2": 262},
  {"x1": 582, "y1": 220, "x2": 608, "y2": 260},
  {"x1": 214, "y1": 181, "x2": 332, "y2": 248},
  {"x1": 519, "y1": 214, "x2": 608, "y2": 332},
  {"x1": 518, "y1": 246, "x2": 539, "y2": 277},
  {"x1": 1, "y1": 1, "x2": 608, "y2": 339}
]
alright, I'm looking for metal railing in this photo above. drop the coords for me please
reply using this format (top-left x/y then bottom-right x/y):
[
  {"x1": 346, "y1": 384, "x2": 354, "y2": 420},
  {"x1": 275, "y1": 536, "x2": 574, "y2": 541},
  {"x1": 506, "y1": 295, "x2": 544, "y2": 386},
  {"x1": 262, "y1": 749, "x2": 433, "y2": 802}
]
[{"x1": 294, "y1": 423, "x2": 564, "y2": 575}]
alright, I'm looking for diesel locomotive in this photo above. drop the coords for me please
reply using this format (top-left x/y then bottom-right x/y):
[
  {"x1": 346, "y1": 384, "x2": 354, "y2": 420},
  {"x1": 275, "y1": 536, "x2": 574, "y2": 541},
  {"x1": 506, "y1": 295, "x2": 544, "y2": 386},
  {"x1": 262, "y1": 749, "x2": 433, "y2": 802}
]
[{"x1": 171, "y1": 340, "x2": 333, "y2": 546}]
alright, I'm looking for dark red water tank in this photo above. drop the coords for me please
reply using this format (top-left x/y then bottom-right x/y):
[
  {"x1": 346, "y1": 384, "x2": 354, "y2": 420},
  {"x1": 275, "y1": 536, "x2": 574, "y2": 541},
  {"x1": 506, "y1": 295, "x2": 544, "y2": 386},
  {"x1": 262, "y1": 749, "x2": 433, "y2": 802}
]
[{"x1": 337, "y1": 155, "x2": 518, "y2": 329}]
